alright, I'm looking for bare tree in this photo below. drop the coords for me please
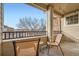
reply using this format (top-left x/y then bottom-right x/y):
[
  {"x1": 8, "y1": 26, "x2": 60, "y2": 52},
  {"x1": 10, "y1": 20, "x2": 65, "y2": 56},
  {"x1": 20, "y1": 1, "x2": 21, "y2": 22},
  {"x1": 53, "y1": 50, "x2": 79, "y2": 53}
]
[{"x1": 16, "y1": 17, "x2": 46, "y2": 31}]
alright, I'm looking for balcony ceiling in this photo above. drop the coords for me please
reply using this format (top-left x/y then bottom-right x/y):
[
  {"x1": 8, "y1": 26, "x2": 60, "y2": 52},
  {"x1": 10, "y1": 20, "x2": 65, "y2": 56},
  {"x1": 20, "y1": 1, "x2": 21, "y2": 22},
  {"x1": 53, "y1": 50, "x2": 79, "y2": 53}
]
[
  {"x1": 51, "y1": 3, "x2": 79, "y2": 15},
  {"x1": 28, "y1": 3, "x2": 79, "y2": 16}
]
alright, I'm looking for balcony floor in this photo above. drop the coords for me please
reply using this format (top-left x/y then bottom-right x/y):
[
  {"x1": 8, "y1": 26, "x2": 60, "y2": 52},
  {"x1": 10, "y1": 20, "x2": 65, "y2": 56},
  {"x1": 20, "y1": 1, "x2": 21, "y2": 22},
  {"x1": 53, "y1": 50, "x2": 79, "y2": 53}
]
[
  {"x1": 39, "y1": 41, "x2": 79, "y2": 56},
  {"x1": 39, "y1": 46, "x2": 63, "y2": 56}
]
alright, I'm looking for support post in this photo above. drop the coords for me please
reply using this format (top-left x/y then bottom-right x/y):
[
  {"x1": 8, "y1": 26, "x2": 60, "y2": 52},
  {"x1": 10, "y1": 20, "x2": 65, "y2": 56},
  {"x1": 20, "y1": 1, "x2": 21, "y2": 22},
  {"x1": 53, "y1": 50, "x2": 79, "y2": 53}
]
[
  {"x1": 46, "y1": 5, "x2": 54, "y2": 42},
  {"x1": 0, "y1": 3, "x2": 3, "y2": 56}
]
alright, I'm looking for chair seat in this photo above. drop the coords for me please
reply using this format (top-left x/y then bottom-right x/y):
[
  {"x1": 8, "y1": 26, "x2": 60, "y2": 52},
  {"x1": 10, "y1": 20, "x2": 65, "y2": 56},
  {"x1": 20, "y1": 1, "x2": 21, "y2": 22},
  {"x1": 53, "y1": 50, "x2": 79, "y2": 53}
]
[
  {"x1": 47, "y1": 42, "x2": 58, "y2": 46},
  {"x1": 40, "y1": 41, "x2": 44, "y2": 44},
  {"x1": 18, "y1": 47, "x2": 36, "y2": 56}
]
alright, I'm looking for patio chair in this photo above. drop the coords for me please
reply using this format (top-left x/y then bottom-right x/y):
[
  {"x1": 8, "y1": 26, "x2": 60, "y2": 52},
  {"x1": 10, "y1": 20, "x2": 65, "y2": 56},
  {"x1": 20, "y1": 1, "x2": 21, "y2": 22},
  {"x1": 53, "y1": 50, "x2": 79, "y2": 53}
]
[
  {"x1": 47, "y1": 34, "x2": 64, "y2": 56},
  {"x1": 13, "y1": 38, "x2": 40, "y2": 56},
  {"x1": 39, "y1": 36, "x2": 48, "y2": 52}
]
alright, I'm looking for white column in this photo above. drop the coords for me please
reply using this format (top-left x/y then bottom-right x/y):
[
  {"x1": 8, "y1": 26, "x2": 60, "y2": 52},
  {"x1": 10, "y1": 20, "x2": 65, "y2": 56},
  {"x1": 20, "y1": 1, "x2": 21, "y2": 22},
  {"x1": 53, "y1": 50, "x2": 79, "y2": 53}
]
[
  {"x1": 46, "y1": 6, "x2": 54, "y2": 42},
  {"x1": 0, "y1": 3, "x2": 3, "y2": 56}
]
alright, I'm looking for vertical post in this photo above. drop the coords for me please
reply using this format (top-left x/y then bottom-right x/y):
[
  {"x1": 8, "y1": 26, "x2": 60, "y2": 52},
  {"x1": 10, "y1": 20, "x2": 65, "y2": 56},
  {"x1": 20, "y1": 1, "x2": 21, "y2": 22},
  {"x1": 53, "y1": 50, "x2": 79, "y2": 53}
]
[
  {"x1": 36, "y1": 38, "x2": 40, "y2": 56},
  {"x1": 24, "y1": 31, "x2": 26, "y2": 37},
  {"x1": 13, "y1": 41, "x2": 17, "y2": 56},
  {"x1": 9, "y1": 32, "x2": 10, "y2": 39},
  {"x1": 46, "y1": 5, "x2": 54, "y2": 42},
  {"x1": 60, "y1": 17, "x2": 61, "y2": 33},
  {"x1": 22, "y1": 32, "x2": 23, "y2": 38},
  {"x1": 13, "y1": 32, "x2": 14, "y2": 39},
  {"x1": 16, "y1": 32, "x2": 17, "y2": 38},
  {"x1": 4, "y1": 32, "x2": 6, "y2": 39},
  {"x1": 0, "y1": 3, "x2": 3, "y2": 56},
  {"x1": 19, "y1": 32, "x2": 20, "y2": 38}
]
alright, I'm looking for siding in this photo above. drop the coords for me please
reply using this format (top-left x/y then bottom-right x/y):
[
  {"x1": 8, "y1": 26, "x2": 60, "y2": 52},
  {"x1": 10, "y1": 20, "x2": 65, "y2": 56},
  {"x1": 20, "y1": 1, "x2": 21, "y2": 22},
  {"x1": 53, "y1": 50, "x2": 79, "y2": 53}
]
[{"x1": 61, "y1": 11, "x2": 79, "y2": 42}]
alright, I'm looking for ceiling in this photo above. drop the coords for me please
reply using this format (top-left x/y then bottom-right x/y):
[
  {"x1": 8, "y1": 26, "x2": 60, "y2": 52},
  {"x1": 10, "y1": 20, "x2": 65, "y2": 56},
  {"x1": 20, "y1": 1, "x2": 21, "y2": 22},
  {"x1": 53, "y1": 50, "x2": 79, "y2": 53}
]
[
  {"x1": 51, "y1": 3, "x2": 79, "y2": 15},
  {"x1": 28, "y1": 3, "x2": 79, "y2": 16}
]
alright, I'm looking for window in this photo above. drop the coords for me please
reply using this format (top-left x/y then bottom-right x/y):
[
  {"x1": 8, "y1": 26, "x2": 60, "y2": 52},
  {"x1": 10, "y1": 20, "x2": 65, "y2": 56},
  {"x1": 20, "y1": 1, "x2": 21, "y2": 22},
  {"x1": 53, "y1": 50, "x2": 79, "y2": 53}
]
[{"x1": 66, "y1": 14, "x2": 78, "y2": 25}]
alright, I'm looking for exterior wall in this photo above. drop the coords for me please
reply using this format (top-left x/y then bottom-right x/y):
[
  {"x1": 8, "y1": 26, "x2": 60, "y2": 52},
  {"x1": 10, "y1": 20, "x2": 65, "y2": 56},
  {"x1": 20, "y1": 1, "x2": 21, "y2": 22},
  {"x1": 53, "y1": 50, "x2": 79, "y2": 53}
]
[
  {"x1": 2, "y1": 42, "x2": 15, "y2": 56},
  {"x1": 53, "y1": 17, "x2": 60, "y2": 32},
  {"x1": 52, "y1": 13, "x2": 61, "y2": 33},
  {"x1": 0, "y1": 3, "x2": 3, "y2": 56},
  {"x1": 52, "y1": 12, "x2": 62, "y2": 36},
  {"x1": 61, "y1": 11, "x2": 79, "y2": 42}
]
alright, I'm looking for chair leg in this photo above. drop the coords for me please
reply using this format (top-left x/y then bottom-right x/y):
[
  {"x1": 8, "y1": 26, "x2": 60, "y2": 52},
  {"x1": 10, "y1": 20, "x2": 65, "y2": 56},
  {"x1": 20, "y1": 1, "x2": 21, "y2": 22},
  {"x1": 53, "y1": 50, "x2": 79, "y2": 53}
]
[
  {"x1": 58, "y1": 45, "x2": 64, "y2": 56},
  {"x1": 56, "y1": 46, "x2": 59, "y2": 50},
  {"x1": 47, "y1": 45, "x2": 51, "y2": 55},
  {"x1": 36, "y1": 38, "x2": 40, "y2": 56}
]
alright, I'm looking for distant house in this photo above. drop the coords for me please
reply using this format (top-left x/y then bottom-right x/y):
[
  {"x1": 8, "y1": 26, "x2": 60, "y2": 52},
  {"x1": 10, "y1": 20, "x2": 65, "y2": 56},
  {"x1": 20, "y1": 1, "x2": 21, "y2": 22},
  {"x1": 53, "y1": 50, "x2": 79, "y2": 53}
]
[
  {"x1": 14, "y1": 29, "x2": 29, "y2": 31},
  {"x1": 3, "y1": 25, "x2": 14, "y2": 32}
]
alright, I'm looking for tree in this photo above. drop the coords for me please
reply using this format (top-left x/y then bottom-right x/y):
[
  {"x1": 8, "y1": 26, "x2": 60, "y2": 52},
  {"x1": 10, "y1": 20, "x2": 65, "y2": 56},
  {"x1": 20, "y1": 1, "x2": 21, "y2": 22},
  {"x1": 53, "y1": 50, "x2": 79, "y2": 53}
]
[{"x1": 16, "y1": 17, "x2": 46, "y2": 31}]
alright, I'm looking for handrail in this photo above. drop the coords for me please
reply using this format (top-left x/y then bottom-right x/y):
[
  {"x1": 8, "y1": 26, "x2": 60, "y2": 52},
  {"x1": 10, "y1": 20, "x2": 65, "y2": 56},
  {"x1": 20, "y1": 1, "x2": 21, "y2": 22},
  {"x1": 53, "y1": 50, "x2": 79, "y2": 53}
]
[{"x1": 2, "y1": 31, "x2": 47, "y2": 40}]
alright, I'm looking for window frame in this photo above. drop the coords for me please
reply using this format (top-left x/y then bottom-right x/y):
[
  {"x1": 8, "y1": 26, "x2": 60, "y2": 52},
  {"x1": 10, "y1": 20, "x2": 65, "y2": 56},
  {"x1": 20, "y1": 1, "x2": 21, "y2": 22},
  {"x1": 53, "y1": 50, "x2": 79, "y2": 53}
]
[{"x1": 64, "y1": 12, "x2": 79, "y2": 27}]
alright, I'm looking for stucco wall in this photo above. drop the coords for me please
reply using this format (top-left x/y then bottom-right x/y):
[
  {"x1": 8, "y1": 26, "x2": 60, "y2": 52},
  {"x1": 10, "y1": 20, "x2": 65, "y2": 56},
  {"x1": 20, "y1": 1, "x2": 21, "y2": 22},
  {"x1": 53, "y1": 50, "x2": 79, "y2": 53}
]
[
  {"x1": 53, "y1": 17, "x2": 61, "y2": 32},
  {"x1": 2, "y1": 42, "x2": 15, "y2": 56},
  {"x1": 61, "y1": 11, "x2": 79, "y2": 42}
]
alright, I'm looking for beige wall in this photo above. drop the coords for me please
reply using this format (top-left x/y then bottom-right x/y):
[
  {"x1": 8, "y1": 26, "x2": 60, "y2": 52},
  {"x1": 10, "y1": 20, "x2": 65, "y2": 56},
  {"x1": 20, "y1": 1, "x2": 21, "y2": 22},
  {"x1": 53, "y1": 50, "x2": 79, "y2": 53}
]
[
  {"x1": 61, "y1": 11, "x2": 79, "y2": 42},
  {"x1": 2, "y1": 42, "x2": 15, "y2": 56},
  {"x1": 53, "y1": 17, "x2": 61, "y2": 32},
  {"x1": 52, "y1": 11, "x2": 62, "y2": 32}
]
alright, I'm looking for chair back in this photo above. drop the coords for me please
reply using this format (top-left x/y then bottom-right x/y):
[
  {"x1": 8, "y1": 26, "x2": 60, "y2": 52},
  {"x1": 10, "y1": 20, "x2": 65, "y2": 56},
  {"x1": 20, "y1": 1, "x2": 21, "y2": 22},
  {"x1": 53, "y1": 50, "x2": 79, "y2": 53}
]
[
  {"x1": 13, "y1": 38, "x2": 40, "y2": 56},
  {"x1": 55, "y1": 34, "x2": 62, "y2": 45}
]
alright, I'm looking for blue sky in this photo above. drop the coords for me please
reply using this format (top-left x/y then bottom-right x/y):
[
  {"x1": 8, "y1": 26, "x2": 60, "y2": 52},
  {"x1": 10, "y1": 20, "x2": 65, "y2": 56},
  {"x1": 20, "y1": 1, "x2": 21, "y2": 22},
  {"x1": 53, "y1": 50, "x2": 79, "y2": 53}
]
[{"x1": 4, "y1": 3, "x2": 45, "y2": 29}]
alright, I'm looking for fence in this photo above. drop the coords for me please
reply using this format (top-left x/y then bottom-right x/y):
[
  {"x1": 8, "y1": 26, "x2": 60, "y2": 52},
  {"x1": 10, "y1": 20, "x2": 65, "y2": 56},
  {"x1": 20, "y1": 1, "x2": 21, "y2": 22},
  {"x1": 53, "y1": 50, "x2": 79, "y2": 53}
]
[{"x1": 3, "y1": 31, "x2": 46, "y2": 40}]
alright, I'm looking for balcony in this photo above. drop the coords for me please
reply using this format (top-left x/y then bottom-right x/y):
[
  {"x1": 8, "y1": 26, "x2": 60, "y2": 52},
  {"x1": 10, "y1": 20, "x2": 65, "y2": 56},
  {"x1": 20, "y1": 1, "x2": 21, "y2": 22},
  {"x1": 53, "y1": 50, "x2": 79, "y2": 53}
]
[
  {"x1": 2, "y1": 31, "x2": 79, "y2": 56},
  {"x1": 1, "y1": 3, "x2": 79, "y2": 56},
  {"x1": 2, "y1": 31, "x2": 48, "y2": 56},
  {"x1": 2, "y1": 31, "x2": 64, "y2": 56}
]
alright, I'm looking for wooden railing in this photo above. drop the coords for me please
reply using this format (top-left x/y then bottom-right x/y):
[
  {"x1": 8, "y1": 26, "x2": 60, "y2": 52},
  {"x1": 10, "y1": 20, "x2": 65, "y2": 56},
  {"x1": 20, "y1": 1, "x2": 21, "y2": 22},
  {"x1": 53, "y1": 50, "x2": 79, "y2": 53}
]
[{"x1": 2, "y1": 31, "x2": 46, "y2": 40}]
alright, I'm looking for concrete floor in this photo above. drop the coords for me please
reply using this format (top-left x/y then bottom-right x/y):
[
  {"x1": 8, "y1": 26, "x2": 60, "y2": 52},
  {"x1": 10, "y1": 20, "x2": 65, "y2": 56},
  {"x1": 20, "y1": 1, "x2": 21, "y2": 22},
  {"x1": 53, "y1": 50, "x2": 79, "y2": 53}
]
[
  {"x1": 39, "y1": 37, "x2": 79, "y2": 56},
  {"x1": 39, "y1": 41, "x2": 79, "y2": 56},
  {"x1": 60, "y1": 41, "x2": 79, "y2": 56},
  {"x1": 39, "y1": 46, "x2": 63, "y2": 56}
]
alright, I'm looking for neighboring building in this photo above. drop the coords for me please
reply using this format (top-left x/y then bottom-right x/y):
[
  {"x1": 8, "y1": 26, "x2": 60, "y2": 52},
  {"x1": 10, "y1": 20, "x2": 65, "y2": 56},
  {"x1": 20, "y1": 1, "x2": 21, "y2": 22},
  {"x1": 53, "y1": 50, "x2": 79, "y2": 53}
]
[
  {"x1": 14, "y1": 29, "x2": 29, "y2": 31},
  {"x1": 3, "y1": 25, "x2": 14, "y2": 32}
]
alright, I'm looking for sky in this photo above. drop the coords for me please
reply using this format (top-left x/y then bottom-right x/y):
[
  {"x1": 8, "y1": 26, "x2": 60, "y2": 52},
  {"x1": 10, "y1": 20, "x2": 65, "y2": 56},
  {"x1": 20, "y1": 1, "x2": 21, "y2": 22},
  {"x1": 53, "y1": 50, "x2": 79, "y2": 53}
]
[{"x1": 4, "y1": 3, "x2": 45, "y2": 29}]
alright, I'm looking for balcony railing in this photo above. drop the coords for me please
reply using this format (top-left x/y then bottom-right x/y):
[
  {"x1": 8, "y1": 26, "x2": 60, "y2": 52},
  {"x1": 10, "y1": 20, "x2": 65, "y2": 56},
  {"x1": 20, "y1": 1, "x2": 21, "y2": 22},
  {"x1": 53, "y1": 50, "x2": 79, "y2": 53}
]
[{"x1": 2, "y1": 31, "x2": 46, "y2": 40}]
